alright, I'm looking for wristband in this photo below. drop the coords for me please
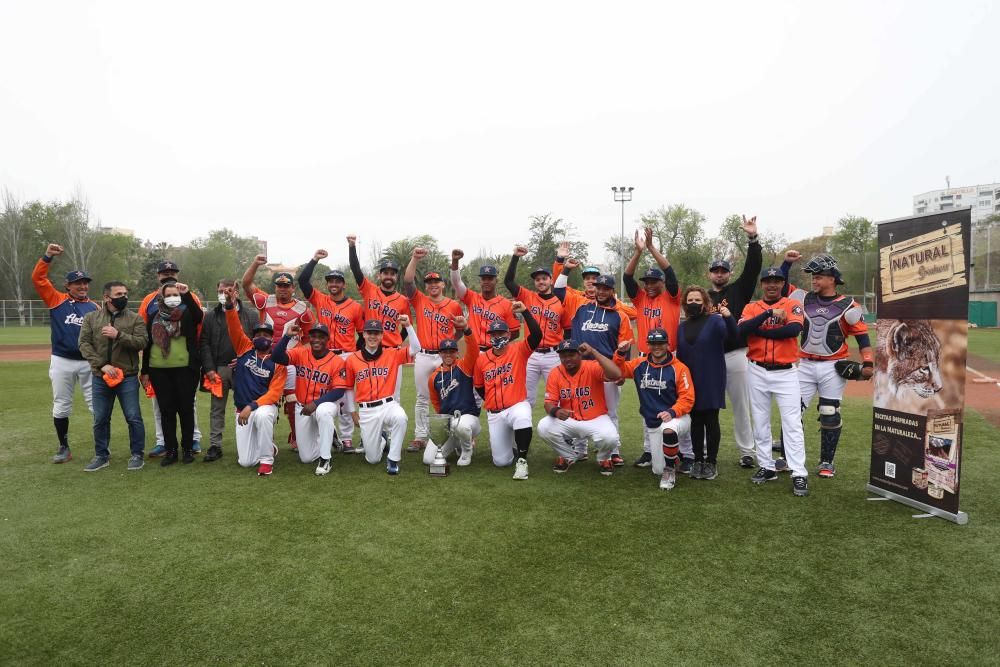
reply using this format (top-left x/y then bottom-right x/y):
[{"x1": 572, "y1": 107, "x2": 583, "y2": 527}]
[
  {"x1": 464, "y1": 328, "x2": 473, "y2": 337},
  {"x1": 549, "y1": 406, "x2": 559, "y2": 418},
  {"x1": 747, "y1": 234, "x2": 759, "y2": 243},
  {"x1": 862, "y1": 361, "x2": 874, "y2": 369}
]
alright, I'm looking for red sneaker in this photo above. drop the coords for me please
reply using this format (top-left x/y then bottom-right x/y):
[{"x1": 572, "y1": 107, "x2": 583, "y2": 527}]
[
  {"x1": 599, "y1": 459, "x2": 614, "y2": 477},
  {"x1": 610, "y1": 453, "x2": 625, "y2": 467},
  {"x1": 257, "y1": 462, "x2": 273, "y2": 476}
]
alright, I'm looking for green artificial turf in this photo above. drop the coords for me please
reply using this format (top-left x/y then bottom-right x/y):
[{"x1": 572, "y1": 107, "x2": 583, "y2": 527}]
[
  {"x1": 0, "y1": 325, "x2": 50, "y2": 345},
  {"x1": 966, "y1": 326, "x2": 1000, "y2": 365},
  {"x1": 1, "y1": 362, "x2": 997, "y2": 665}
]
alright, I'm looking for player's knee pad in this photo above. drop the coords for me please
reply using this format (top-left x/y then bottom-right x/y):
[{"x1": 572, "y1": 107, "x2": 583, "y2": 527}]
[{"x1": 818, "y1": 398, "x2": 841, "y2": 430}]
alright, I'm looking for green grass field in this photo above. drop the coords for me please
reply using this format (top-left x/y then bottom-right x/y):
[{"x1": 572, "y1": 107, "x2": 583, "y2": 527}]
[
  {"x1": 967, "y1": 326, "x2": 1000, "y2": 365},
  {"x1": 1, "y1": 361, "x2": 997, "y2": 665},
  {"x1": 0, "y1": 325, "x2": 50, "y2": 345}
]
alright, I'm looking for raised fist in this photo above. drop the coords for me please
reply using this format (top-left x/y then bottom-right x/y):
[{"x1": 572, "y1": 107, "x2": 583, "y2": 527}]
[
  {"x1": 397, "y1": 314, "x2": 411, "y2": 328},
  {"x1": 451, "y1": 249, "x2": 464, "y2": 262},
  {"x1": 314, "y1": 249, "x2": 329, "y2": 261},
  {"x1": 771, "y1": 308, "x2": 787, "y2": 322},
  {"x1": 616, "y1": 340, "x2": 631, "y2": 355},
  {"x1": 513, "y1": 245, "x2": 528, "y2": 257},
  {"x1": 511, "y1": 300, "x2": 526, "y2": 314},
  {"x1": 346, "y1": 235, "x2": 357, "y2": 246},
  {"x1": 565, "y1": 258, "x2": 581, "y2": 270},
  {"x1": 286, "y1": 322, "x2": 301, "y2": 338},
  {"x1": 253, "y1": 254, "x2": 268, "y2": 267},
  {"x1": 453, "y1": 315, "x2": 468, "y2": 330},
  {"x1": 175, "y1": 282, "x2": 189, "y2": 294},
  {"x1": 718, "y1": 305, "x2": 731, "y2": 318},
  {"x1": 223, "y1": 286, "x2": 237, "y2": 305},
  {"x1": 45, "y1": 243, "x2": 64, "y2": 258},
  {"x1": 785, "y1": 250, "x2": 801, "y2": 263},
  {"x1": 577, "y1": 342, "x2": 593, "y2": 356},
  {"x1": 412, "y1": 247, "x2": 428, "y2": 260}
]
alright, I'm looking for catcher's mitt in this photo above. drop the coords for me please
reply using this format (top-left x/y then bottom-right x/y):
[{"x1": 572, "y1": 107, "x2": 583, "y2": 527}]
[{"x1": 834, "y1": 359, "x2": 864, "y2": 380}]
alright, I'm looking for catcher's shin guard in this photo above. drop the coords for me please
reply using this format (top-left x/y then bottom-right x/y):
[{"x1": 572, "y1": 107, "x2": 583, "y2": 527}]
[{"x1": 817, "y1": 398, "x2": 842, "y2": 463}]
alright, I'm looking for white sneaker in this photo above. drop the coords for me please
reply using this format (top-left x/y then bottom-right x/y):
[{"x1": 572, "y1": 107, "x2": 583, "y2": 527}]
[
  {"x1": 314, "y1": 458, "x2": 332, "y2": 476},
  {"x1": 659, "y1": 468, "x2": 676, "y2": 490},
  {"x1": 457, "y1": 447, "x2": 473, "y2": 467},
  {"x1": 513, "y1": 457, "x2": 529, "y2": 480}
]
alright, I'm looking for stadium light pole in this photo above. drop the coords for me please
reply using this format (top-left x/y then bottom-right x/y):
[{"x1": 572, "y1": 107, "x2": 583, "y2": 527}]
[{"x1": 612, "y1": 186, "x2": 634, "y2": 293}]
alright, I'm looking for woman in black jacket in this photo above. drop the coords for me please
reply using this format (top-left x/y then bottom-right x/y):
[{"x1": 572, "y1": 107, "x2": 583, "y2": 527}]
[{"x1": 141, "y1": 281, "x2": 204, "y2": 465}]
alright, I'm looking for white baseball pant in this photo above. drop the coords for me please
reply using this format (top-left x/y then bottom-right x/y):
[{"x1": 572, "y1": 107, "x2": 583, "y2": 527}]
[
  {"x1": 646, "y1": 415, "x2": 692, "y2": 475},
  {"x1": 235, "y1": 404, "x2": 278, "y2": 467},
  {"x1": 336, "y1": 351, "x2": 356, "y2": 443},
  {"x1": 413, "y1": 350, "x2": 441, "y2": 441},
  {"x1": 422, "y1": 413, "x2": 481, "y2": 464},
  {"x1": 539, "y1": 414, "x2": 619, "y2": 462},
  {"x1": 153, "y1": 395, "x2": 202, "y2": 446},
  {"x1": 525, "y1": 350, "x2": 560, "y2": 408},
  {"x1": 294, "y1": 401, "x2": 340, "y2": 463},
  {"x1": 49, "y1": 355, "x2": 93, "y2": 417},
  {"x1": 798, "y1": 358, "x2": 846, "y2": 409},
  {"x1": 359, "y1": 400, "x2": 407, "y2": 464},
  {"x1": 725, "y1": 349, "x2": 755, "y2": 458},
  {"x1": 486, "y1": 401, "x2": 532, "y2": 467},
  {"x1": 748, "y1": 363, "x2": 807, "y2": 476}
]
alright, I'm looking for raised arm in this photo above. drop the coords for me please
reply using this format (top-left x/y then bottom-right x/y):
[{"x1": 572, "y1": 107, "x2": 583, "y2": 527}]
[
  {"x1": 398, "y1": 314, "x2": 421, "y2": 355},
  {"x1": 223, "y1": 287, "x2": 252, "y2": 356},
  {"x1": 514, "y1": 301, "x2": 542, "y2": 349},
  {"x1": 578, "y1": 343, "x2": 622, "y2": 381},
  {"x1": 299, "y1": 249, "x2": 327, "y2": 299},
  {"x1": 732, "y1": 216, "x2": 763, "y2": 301},
  {"x1": 241, "y1": 254, "x2": 268, "y2": 296},
  {"x1": 347, "y1": 235, "x2": 365, "y2": 286},
  {"x1": 623, "y1": 230, "x2": 645, "y2": 299},
  {"x1": 450, "y1": 249, "x2": 468, "y2": 299},
  {"x1": 403, "y1": 247, "x2": 427, "y2": 298},
  {"x1": 32, "y1": 244, "x2": 67, "y2": 307},
  {"x1": 504, "y1": 245, "x2": 528, "y2": 297}
]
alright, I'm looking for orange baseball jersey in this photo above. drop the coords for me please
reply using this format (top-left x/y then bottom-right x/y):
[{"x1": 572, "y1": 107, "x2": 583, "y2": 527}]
[
  {"x1": 343, "y1": 346, "x2": 414, "y2": 403},
  {"x1": 249, "y1": 287, "x2": 314, "y2": 338},
  {"x1": 474, "y1": 339, "x2": 534, "y2": 411},
  {"x1": 409, "y1": 290, "x2": 464, "y2": 351},
  {"x1": 544, "y1": 360, "x2": 610, "y2": 421},
  {"x1": 739, "y1": 297, "x2": 804, "y2": 366},
  {"x1": 307, "y1": 290, "x2": 365, "y2": 352},
  {"x1": 631, "y1": 288, "x2": 682, "y2": 353},
  {"x1": 283, "y1": 346, "x2": 348, "y2": 403},
  {"x1": 549, "y1": 261, "x2": 637, "y2": 320},
  {"x1": 512, "y1": 286, "x2": 565, "y2": 348},
  {"x1": 358, "y1": 279, "x2": 409, "y2": 348},
  {"x1": 461, "y1": 290, "x2": 519, "y2": 343}
]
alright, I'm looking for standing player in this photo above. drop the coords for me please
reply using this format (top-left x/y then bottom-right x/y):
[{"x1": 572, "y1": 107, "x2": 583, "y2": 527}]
[
  {"x1": 614, "y1": 329, "x2": 695, "y2": 491},
  {"x1": 342, "y1": 315, "x2": 421, "y2": 474},
  {"x1": 298, "y1": 249, "x2": 366, "y2": 453},
  {"x1": 780, "y1": 252, "x2": 873, "y2": 477},
  {"x1": 737, "y1": 268, "x2": 808, "y2": 497},
  {"x1": 138, "y1": 260, "x2": 204, "y2": 456},
  {"x1": 449, "y1": 249, "x2": 519, "y2": 351},
  {"x1": 222, "y1": 287, "x2": 287, "y2": 477},
  {"x1": 706, "y1": 216, "x2": 762, "y2": 469},
  {"x1": 504, "y1": 245, "x2": 566, "y2": 410},
  {"x1": 272, "y1": 321, "x2": 348, "y2": 476},
  {"x1": 551, "y1": 241, "x2": 637, "y2": 321},
  {"x1": 474, "y1": 302, "x2": 543, "y2": 479},
  {"x1": 31, "y1": 243, "x2": 98, "y2": 463},
  {"x1": 426, "y1": 315, "x2": 480, "y2": 467},
  {"x1": 242, "y1": 255, "x2": 315, "y2": 451},
  {"x1": 403, "y1": 247, "x2": 464, "y2": 452},
  {"x1": 538, "y1": 340, "x2": 623, "y2": 476}
]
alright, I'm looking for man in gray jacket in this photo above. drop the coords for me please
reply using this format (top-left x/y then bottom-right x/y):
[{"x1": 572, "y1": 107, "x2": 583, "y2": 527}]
[
  {"x1": 199, "y1": 279, "x2": 257, "y2": 462},
  {"x1": 78, "y1": 281, "x2": 149, "y2": 471}
]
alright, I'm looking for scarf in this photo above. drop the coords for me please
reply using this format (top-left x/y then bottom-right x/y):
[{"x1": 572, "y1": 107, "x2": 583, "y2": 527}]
[{"x1": 152, "y1": 295, "x2": 186, "y2": 356}]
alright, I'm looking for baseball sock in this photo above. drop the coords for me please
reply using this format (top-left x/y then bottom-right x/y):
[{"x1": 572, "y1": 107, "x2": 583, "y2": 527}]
[
  {"x1": 662, "y1": 431, "x2": 679, "y2": 468},
  {"x1": 54, "y1": 417, "x2": 69, "y2": 448},
  {"x1": 514, "y1": 427, "x2": 532, "y2": 459}
]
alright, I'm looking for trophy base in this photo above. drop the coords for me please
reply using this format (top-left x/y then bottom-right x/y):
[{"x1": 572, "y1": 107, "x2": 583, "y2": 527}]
[{"x1": 429, "y1": 463, "x2": 450, "y2": 477}]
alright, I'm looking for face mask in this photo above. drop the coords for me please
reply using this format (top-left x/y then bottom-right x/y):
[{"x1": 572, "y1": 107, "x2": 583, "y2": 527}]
[
  {"x1": 218, "y1": 293, "x2": 228, "y2": 305},
  {"x1": 684, "y1": 303, "x2": 703, "y2": 318},
  {"x1": 491, "y1": 336, "x2": 509, "y2": 350},
  {"x1": 110, "y1": 296, "x2": 129, "y2": 311},
  {"x1": 252, "y1": 336, "x2": 271, "y2": 352},
  {"x1": 163, "y1": 296, "x2": 182, "y2": 308}
]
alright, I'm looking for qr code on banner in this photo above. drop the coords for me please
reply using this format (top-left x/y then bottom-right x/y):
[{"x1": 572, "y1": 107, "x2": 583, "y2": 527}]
[{"x1": 884, "y1": 461, "x2": 896, "y2": 478}]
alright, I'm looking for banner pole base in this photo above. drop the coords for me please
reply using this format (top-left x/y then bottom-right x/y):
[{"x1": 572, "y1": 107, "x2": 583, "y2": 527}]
[{"x1": 865, "y1": 484, "x2": 969, "y2": 525}]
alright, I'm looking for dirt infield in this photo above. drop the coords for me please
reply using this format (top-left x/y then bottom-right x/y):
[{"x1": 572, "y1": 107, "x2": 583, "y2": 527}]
[{"x1": 0, "y1": 344, "x2": 51, "y2": 361}]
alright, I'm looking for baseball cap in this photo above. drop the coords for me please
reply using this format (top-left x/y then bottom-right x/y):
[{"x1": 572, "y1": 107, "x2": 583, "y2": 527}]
[
  {"x1": 582, "y1": 266, "x2": 601, "y2": 276},
  {"x1": 438, "y1": 338, "x2": 460, "y2": 352},
  {"x1": 487, "y1": 320, "x2": 510, "y2": 334},
  {"x1": 478, "y1": 265, "x2": 499, "y2": 277},
  {"x1": 65, "y1": 270, "x2": 92, "y2": 283},
  {"x1": 363, "y1": 319, "x2": 384, "y2": 333},
  {"x1": 324, "y1": 269, "x2": 346, "y2": 281},
  {"x1": 308, "y1": 323, "x2": 330, "y2": 337},
  {"x1": 641, "y1": 268, "x2": 665, "y2": 282},
  {"x1": 759, "y1": 267, "x2": 786, "y2": 281},
  {"x1": 273, "y1": 272, "x2": 294, "y2": 285},
  {"x1": 157, "y1": 260, "x2": 180, "y2": 273},
  {"x1": 709, "y1": 259, "x2": 732, "y2": 272},
  {"x1": 594, "y1": 275, "x2": 615, "y2": 289},
  {"x1": 378, "y1": 259, "x2": 401, "y2": 272},
  {"x1": 424, "y1": 271, "x2": 443, "y2": 282},
  {"x1": 647, "y1": 328, "x2": 670, "y2": 344},
  {"x1": 557, "y1": 339, "x2": 580, "y2": 353},
  {"x1": 530, "y1": 267, "x2": 552, "y2": 278},
  {"x1": 253, "y1": 321, "x2": 274, "y2": 334}
]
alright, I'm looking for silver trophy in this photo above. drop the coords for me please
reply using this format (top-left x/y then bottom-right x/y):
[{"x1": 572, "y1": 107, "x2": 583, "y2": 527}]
[{"x1": 427, "y1": 413, "x2": 455, "y2": 477}]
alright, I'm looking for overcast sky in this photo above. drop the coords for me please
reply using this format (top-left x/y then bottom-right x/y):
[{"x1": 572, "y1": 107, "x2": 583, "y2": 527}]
[{"x1": 2, "y1": 0, "x2": 998, "y2": 269}]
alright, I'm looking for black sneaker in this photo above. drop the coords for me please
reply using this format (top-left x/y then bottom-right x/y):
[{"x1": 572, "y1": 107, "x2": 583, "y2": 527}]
[
  {"x1": 203, "y1": 445, "x2": 223, "y2": 462},
  {"x1": 792, "y1": 476, "x2": 810, "y2": 497},
  {"x1": 160, "y1": 451, "x2": 179, "y2": 467},
  {"x1": 679, "y1": 458, "x2": 694, "y2": 475},
  {"x1": 182, "y1": 450, "x2": 195, "y2": 464},
  {"x1": 702, "y1": 462, "x2": 718, "y2": 480},
  {"x1": 751, "y1": 467, "x2": 778, "y2": 484},
  {"x1": 633, "y1": 452, "x2": 652, "y2": 468},
  {"x1": 739, "y1": 455, "x2": 754, "y2": 468}
]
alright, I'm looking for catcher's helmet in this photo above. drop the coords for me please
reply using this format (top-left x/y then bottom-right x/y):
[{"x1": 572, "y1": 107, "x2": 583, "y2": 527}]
[{"x1": 804, "y1": 254, "x2": 844, "y2": 285}]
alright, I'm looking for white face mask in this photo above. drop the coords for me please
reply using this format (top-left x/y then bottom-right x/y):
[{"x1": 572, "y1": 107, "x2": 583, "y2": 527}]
[
  {"x1": 218, "y1": 293, "x2": 227, "y2": 305},
  {"x1": 163, "y1": 296, "x2": 182, "y2": 308}
]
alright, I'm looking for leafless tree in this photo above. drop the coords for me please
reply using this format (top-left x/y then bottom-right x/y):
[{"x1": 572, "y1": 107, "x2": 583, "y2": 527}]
[{"x1": 0, "y1": 189, "x2": 28, "y2": 325}]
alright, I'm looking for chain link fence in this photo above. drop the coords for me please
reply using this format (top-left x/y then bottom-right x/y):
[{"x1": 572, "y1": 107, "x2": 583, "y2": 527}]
[{"x1": 1, "y1": 300, "x2": 145, "y2": 327}]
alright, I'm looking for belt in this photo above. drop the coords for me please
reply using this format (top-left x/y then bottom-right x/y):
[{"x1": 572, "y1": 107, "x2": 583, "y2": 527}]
[
  {"x1": 330, "y1": 348, "x2": 344, "y2": 355},
  {"x1": 751, "y1": 360, "x2": 794, "y2": 371},
  {"x1": 420, "y1": 348, "x2": 440, "y2": 354},
  {"x1": 487, "y1": 408, "x2": 505, "y2": 414},
  {"x1": 359, "y1": 397, "x2": 395, "y2": 408},
  {"x1": 534, "y1": 347, "x2": 554, "y2": 353}
]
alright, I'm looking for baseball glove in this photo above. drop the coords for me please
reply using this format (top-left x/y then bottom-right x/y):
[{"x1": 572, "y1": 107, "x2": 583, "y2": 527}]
[{"x1": 834, "y1": 359, "x2": 864, "y2": 380}]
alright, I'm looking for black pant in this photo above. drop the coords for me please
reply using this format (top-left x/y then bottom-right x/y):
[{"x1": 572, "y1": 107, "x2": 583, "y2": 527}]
[
  {"x1": 149, "y1": 366, "x2": 199, "y2": 454},
  {"x1": 690, "y1": 409, "x2": 721, "y2": 464}
]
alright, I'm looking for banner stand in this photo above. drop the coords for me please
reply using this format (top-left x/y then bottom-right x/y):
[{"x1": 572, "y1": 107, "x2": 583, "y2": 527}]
[{"x1": 866, "y1": 485, "x2": 969, "y2": 525}]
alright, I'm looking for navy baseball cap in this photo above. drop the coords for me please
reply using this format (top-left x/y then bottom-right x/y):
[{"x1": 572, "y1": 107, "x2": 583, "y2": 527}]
[
  {"x1": 582, "y1": 265, "x2": 601, "y2": 276},
  {"x1": 478, "y1": 265, "x2": 499, "y2": 277},
  {"x1": 487, "y1": 320, "x2": 510, "y2": 334},
  {"x1": 378, "y1": 259, "x2": 400, "y2": 272},
  {"x1": 594, "y1": 274, "x2": 615, "y2": 289},
  {"x1": 760, "y1": 267, "x2": 786, "y2": 282},
  {"x1": 709, "y1": 259, "x2": 732, "y2": 272},
  {"x1": 253, "y1": 321, "x2": 274, "y2": 334},
  {"x1": 157, "y1": 260, "x2": 179, "y2": 273},
  {"x1": 273, "y1": 272, "x2": 294, "y2": 285},
  {"x1": 65, "y1": 270, "x2": 92, "y2": 283},
  {"x1": 363, "y1": 319, "x2": 384, "y2": 332},
  {"x1": 439, "y1": 338, "x2": 460, "y2": 352},
  {"x1": 324, "y1": 269, "x2": 346, "y2": 281},
  {"x1": 557, "y1": 339, "x2": 580, "y2": 353},
  {"x1": 308, "y1": 323, "x2": 330, "y2": 337},
  {"x1": 641, "y1": 268, "x2": 665, "y2": 282},
  {"x1": 647, "y1": 328, "x2": 669, "y2": 344},
  {"x1": 424, "y1": 271, "x2": 444, "y2": 282},
  {"x1": 530, "y1": 267, "x2": 552, "y2": 278}
]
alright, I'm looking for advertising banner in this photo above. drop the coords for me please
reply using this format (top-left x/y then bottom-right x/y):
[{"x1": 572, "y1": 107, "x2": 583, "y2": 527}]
[{"x1": 867, "y1": 208, "x2": 971, "y2": 524}]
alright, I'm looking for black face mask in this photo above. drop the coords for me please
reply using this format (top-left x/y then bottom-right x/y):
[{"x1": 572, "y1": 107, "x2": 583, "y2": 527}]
[
  {"x1": 110, "y1": 296, "x2": 129, "y2": 311},
  {"x1": 684, "y1": 303, "x2": 703, "y2": 318},
  {"x1": 252, "y1": 336, "x2": 271, "y2": 352}
]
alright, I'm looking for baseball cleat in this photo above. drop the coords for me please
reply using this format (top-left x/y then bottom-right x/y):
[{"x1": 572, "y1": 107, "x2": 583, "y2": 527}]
[
  {"x1": 341, "y1": 439, "x2": 356, "y2": 455},
  {"x1": 386, "y1": 459, "x2": 400, "y2": 475},
  {"x1": 127, "y1": 454, "x2": 145, "y2": 471},
  {"x1": 52, "y1": 446, "x2": 72, "y2": 464},
  {"x1": 633, "y1": 452, "x2": 652, "y2": 468},
  {"x1": 457, "y1": 448, "x2": 473, "y2": 467},
  {"x1": 315, "y1": 458, "x2": 332, "y2": 476},
  {"x1": 792, "y1": 476, "x2": 810, "y2": 496},
  {"x1": 610, "y1": 453, "x2": 625, "y2": 467},
  {"x1": 751, "y1": 467, "x2": 778, "y2": 484},
  {"x1": 817, "y1": 462, "x2": 836, "y2": 478},
  {"x1": 83, "y1": 457, "x2": 109, "y2": 472},
  {"x1": 774, "y1": 458, "x2": 790, "y2": 472},
  {"x1": 551, "y1": 457, "x2": 573, "y2": 473},
  {"x1": 513, "y1": 457, "x2": 529, "y2": 480},
  {"x1": 149, "y1": 444, "x2": 167, "y2": 458},
  {"x1": 679, "y1": 458, "x2": 694, "y2": 475},
  {"x1": 701, "y1": 463, "x2": 718, "y2": 480},
  {"x1": 599, "y1": 460, "x2": 614, "y2": 477},
  {"x1": 659, "y1": 468, "x2": 676, "y2": 490},
  {"x1": 257, "y1": 462, "x2": 273, "y2": 476},
  {"x1": 739, "y1": 455, "x2": 755, "y2": 468}
]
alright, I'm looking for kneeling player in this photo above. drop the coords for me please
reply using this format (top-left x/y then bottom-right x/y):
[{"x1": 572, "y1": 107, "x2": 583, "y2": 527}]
[
  {"x1": 538, "y1": 341, "x2": 623, "y2": 476},
  {"x1": 615, "y1": 329, "x2": 695, "y2": 490},
  {"x1": 223, "y1": 287, "x2": 287, "y2": 476},
  {"x1": 425, "y1": 316, "x2": 481, "y2": 467},
  {"x1": 272, "y1": 322, "x2": 348, "y2": 476}
]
